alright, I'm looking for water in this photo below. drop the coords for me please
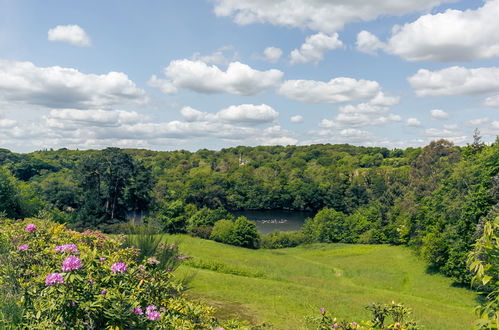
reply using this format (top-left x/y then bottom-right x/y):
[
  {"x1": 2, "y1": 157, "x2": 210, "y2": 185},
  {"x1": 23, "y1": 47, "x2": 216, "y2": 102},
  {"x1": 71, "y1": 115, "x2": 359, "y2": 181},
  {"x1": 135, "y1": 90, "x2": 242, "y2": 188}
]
[{"x1": 232, "y1": 210, "x2": 315, "y2": 234}]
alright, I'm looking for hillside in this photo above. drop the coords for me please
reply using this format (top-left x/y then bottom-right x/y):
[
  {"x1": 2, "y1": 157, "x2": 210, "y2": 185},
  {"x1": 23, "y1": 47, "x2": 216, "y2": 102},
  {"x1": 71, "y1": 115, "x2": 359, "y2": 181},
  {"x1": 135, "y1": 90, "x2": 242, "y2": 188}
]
[{"x1": 172, "y1": 235, "x2": 478, "y2": 329}]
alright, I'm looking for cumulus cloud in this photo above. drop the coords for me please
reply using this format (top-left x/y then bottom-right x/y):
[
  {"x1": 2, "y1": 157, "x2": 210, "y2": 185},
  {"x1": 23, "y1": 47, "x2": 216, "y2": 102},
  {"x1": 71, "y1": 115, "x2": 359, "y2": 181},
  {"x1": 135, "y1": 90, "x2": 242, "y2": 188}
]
[
  {"x1": 147, "y1": 75, "x2": 178, "y2": 94},
  {"x1": 483, "y1": 95, "x2": 499, "y2": 107},
  {"x1": 423, "y1": 127, "x2": 467, "y2": 144},
  {"x1": 278, "y1": 77, "x2": 380, "y2": 103},
  {"x1": 406, "y1": 118, "x2": 422, "y2": 127},
  {"x1": 45, "y1": 109, "x2": 146, "y2": 129},
  {"x1": 408, "y1": 66, "x2": 499, "y2": 97},
  {"x1": 318, "y1": 90, "x2": 401, "y2": 130},
  {"x1": 262, "y1": 47, "x2": 283, "y2": 63},
  {"x1": 430, "y1": 109, "x2": 449, "y2": 120},
  {"x1": 191, "y1": 46, "x2": 238, "y2": 65},
  {"x1": 180, "y1": 104, "x2": 278, "y2": 125},
  {"x1": 386, "y1": 0, "x2": 499, "y2": 62},
  {"x1": 290, "y1": 32, "x2": 343, "y2": 65},
  {"x1": 0, "y1": 104, "x2": 293, "y2": 151},
  {"x1": 356, "y1": 30, "x2": 385, "y2": 55},
  {"x1": 47, "y1": 25, "x2": 91, "y2": 47},
  {"x1": 290, "y1": 115, "x2": 303, "y2": 123},
  {"x1": 212, "y1": 0, "x2": 453, "y2": 33},
  {"x1": 0, "y1": 59, "x2": 147, "y2": 109},
  {"x1": 150, "y1": 60, "x2": 283, "y2": 95}
]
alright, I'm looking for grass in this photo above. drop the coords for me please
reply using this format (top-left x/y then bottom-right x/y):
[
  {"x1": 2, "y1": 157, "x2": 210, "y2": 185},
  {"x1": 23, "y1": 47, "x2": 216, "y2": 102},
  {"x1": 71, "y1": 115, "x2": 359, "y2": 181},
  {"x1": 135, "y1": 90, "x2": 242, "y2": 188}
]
[{"x1": 169, "y1": 235, "x2": 477, "y2": 329}]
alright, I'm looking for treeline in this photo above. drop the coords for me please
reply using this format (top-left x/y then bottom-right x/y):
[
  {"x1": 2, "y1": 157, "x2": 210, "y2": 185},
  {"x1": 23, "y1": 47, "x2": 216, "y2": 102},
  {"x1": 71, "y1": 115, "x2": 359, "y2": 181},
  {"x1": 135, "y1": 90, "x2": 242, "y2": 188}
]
[{"x1": 0, "y1": 138, "x2": 497, "y2": 284}]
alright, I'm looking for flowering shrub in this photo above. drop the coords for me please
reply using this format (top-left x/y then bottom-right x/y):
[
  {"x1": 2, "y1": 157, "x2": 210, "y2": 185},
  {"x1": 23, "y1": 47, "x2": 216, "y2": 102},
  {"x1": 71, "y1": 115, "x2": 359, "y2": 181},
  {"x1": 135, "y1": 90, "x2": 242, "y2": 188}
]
[{"x1": 0, "y1": 218, "x2": 247, "y2": 329}]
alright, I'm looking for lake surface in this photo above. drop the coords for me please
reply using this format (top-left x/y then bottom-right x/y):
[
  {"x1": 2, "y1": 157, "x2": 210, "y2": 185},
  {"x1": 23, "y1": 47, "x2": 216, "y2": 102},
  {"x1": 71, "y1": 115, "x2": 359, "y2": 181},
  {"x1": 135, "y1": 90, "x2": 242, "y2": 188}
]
[{"x1": 232, "y1": 210, "x2": 315, "y2": 234}]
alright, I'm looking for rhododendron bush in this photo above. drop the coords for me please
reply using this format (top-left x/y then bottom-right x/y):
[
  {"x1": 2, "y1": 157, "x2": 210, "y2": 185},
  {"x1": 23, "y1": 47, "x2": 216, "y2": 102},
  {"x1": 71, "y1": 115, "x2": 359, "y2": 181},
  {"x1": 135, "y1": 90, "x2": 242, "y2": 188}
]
[{"x1": 0, "y1": 218, "x2": 243, "y2": 329}]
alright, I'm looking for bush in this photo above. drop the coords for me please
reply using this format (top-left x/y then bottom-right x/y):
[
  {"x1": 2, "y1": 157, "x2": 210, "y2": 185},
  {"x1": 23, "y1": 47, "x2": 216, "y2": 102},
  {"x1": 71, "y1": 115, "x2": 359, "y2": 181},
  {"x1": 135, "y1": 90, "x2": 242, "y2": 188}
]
[
  {"x1": 315, "y1": 301, "x2": 417, "y2": 329},
  {"x1": 210, "y1": 217, "x2": 260, "y2": 249},
  {"x1": 260, "y1": 231, "x2": 307, "y2": 249},
  {"x1": 0, "y1": 218, "x2": 246, "y2": 329}
]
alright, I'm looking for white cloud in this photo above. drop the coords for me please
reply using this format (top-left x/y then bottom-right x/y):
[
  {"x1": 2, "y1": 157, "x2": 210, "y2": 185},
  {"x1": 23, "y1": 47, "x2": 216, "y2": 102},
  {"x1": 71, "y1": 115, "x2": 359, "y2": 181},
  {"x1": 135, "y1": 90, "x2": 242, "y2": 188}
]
[
  {"x1": 0, "y1": 104, "x2": 292, "y2": 151},
  {"x1": 151, "y1": 60, "x2": 283, "y2": 95},
  {"x1": 180, "y1": 104, "x2": 278, "y2": 125},
  {"x1": 466, "y1": 118, "x2": 490, "y2": 126},
  {"x1": 406, "y1": 118, "x2": 422, "y2": 127},
  {"x1": 218, "y1": 104, "x2": 278, "y2": 123},
  {"x1": 262, "y1": 47, "x2": 283, "y2": 63},
  {"x1": 387, "y1": 0, "x2": 499, "y2": 62},
  {"x1": 290, "y1": 33, "x2": 343, "y2": 65},
  {"x1": 147, "y1": 75, "x2": 178, "y2": 94},
  {"x1": 290, "y1": 115, "x2": 303, "y2": 123},
  {"x1": 408, "y1": 66, "x2": 499, "y2": 97},
  {"x1": 212, "y1": 0, "x2": 453, "y2": 33},
  {"x1": 47, "y1": 25, "x2": 91, "y2": 47},
  {"x1": 483, "y1": 95, "x2": 499, "y2": 107},
  {"x1": 356, "y1": 30, "x2": 385, "y2": 55},
  {"x1": 278, "y1": 77, "x2": 380, "y2": 103},
  {"x1": 46, "y1": 109, "x2": 146, "y2": 129},
  {"x1": 192, "y1": 46, "x2": 238, "y2": 65},
  {"x1": 0, "y1": 59, "x2": 148, "y2": 109},
  {"x1": 423, "y1": 127, "x2": 467, "y2": 144},
  {"x1": 430, "y1": 109, "x2": 449, "y2": 120},
  {"x1": 318, "y1": 90, "x2": 401, "y2": 130},
  {"x1": 0, "y1": 119, "x2": 16, "y2": 128}
]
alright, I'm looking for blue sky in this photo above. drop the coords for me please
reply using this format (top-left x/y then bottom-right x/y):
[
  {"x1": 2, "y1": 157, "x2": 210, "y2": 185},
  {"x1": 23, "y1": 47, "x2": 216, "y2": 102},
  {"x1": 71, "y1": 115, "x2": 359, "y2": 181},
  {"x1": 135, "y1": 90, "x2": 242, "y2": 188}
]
[{"x1": 0, "y1": 0, "x2": 498, "y2": 152}]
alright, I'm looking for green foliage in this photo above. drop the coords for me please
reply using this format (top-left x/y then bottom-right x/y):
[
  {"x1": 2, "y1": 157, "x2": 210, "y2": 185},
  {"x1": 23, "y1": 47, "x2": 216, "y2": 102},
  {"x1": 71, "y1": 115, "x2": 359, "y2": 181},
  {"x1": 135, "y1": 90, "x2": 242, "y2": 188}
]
[
  {"x1": 468, "y1": 211, "x2": 499, "y2": 329},
  {"x1": 210, "y1": 217, "x2": 260, "y2": 249},
  {"x1": 0, "y1": 219, "x2": 247, "y2": 329},
  {"x1": 260, "y1": 230, "x2": 307, "y2": 249},
  {"x1": 316, "y1": 301, "x2": 417, "y2": 329}
]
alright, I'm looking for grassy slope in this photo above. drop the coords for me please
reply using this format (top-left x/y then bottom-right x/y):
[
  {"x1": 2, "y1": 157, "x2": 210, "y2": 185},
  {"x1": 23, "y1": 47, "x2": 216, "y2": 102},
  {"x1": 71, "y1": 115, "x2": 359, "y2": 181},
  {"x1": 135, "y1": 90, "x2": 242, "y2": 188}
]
[{"x1": 170, "y1": 235, "x2": 477, "y2": 329}]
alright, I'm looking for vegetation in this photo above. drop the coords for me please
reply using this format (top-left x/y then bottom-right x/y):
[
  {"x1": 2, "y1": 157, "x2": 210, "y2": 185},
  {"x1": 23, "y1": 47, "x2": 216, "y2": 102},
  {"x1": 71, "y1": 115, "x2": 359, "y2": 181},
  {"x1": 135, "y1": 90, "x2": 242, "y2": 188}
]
[
  {"x1": 0, "y1": 218, "x2": 247, "y2": 328},
  {"x1": 0, "y1": 137, "x2": 497, "y2": 327},
  {"x1": 174, "y1": 234, "x2": 477, "y2": 329}
]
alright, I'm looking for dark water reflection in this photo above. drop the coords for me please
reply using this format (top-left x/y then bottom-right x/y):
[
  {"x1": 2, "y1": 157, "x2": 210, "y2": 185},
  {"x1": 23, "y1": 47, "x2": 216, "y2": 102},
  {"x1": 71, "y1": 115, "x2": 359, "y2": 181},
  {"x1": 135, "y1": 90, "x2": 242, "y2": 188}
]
[{"x1": 232, "y1": 210, "x2": 315, "y2": 234}]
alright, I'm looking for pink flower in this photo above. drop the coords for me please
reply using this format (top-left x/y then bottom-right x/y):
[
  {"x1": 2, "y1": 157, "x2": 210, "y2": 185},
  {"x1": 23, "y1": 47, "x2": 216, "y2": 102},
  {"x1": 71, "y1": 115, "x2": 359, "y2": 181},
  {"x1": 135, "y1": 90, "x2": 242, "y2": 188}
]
[
  {"x1": 333, "y1": 323, "x2": 339, "y2": 329},
  {"x1": 25, "y1": 224, "x2": 36, "y2": 232},
  {"x1": 146, "y1": 305, "x2": 157, "y2": 314},
  {"x1": 62, "y1": 255, "x2": 82, "y2": 272},
  {"x1": 17, "y1": 244, "x2": 28, "y2": 251},
  {"x1": 45, "y1": 273, "x2": 64, "y2": 286},
  {"x1": 101, "y1": 289, "x2": 107, "y2": 295},
  {"x1": 133, "y1": 307, "x2": 143, "y2": 315},
  {"x1": 55, "y1": 244, "x2": 78, "y2": 253},
  {"x1": 111, "y1": 262, "x2": 127, "y2": 273},
  {"x1": 99, "y1": 257, "x2": 106, "y2": 261},
  {"x1": 147, "y1": 311, "x2": 161, "y2": 321},
  {"x1": 320, "y1": 307, "x2": 325, "y2": 314}
]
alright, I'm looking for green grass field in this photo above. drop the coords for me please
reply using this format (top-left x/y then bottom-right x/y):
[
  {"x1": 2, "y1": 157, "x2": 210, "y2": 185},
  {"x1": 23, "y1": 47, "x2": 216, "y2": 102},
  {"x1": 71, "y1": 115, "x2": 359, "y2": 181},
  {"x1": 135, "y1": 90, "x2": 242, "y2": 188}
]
[{"x1": 169, "y1": 235, "x2": 478, "y2": 329}]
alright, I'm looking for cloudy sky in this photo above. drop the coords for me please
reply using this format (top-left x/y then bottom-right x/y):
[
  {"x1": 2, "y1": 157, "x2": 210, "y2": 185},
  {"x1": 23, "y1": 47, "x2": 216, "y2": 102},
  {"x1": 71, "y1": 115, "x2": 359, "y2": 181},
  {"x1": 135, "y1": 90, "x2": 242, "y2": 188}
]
[{"x1": 0, "y1": 0, "x2": 498, "y2": 152}]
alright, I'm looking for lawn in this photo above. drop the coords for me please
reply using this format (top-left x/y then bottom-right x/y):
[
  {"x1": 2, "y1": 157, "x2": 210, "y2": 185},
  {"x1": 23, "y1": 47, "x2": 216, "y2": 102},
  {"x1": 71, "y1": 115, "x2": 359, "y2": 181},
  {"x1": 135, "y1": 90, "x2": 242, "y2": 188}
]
[{"x1": 168, "y1": 235, "x2": 478, "y2": 329}]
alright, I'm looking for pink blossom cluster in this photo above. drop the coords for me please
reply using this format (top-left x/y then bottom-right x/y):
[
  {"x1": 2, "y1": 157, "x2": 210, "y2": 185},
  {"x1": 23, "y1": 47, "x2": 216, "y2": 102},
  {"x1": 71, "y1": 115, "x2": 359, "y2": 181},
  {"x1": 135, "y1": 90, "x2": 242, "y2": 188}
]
[
  {"x1": 17, "y1": 244, "x2": 29, "y2": 251},
  {"x1": 62, "y1": 255, "x2": 82, "y2": 272},
  {"x1": 55, "y1": 244, "x2": 79, "y2": 253},
  {"x1": 111, "y1": 262, "x2": 127, "y2": 273},
  {"x1": 146, "y1": 305, "x2": 161, "y2": 321},
  {"x1": 25, "y1": 224, "x2": 36, "y2": 232},
  {"x1": 45, "y1": 273, "x2": 64, "y2": 286}
]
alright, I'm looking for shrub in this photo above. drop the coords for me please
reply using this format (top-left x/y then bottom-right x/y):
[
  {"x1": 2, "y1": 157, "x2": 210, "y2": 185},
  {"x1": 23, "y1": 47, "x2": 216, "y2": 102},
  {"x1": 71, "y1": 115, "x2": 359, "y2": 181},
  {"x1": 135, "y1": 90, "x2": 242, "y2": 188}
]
[
  {"x1": 315, "y1": 301, "x2": 417, "y2": 329},
  {"x1": 261, "y1": 230, "x2": 307, "y2": 249},
  {"x1": 210, "y1": 217, "x2": 260, "y2": 249},
  {"x1": 0, "y1": 218, "x2": 246, "y2": 329}
]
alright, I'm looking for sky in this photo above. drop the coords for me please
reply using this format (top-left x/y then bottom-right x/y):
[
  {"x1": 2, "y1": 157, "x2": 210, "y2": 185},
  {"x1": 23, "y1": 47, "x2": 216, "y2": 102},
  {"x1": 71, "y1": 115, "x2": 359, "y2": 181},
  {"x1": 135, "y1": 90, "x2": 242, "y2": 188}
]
[{"x1": 0, "y1": 0, "x2": 498, "y2": 153}]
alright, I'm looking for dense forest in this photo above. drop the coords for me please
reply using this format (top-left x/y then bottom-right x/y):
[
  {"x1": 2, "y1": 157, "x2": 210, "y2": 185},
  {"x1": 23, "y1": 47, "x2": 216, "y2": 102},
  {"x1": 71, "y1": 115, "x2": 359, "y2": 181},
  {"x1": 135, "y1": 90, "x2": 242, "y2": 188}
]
[{"x1": 0, "y1": 136, "x2": 497, "y2": 285}]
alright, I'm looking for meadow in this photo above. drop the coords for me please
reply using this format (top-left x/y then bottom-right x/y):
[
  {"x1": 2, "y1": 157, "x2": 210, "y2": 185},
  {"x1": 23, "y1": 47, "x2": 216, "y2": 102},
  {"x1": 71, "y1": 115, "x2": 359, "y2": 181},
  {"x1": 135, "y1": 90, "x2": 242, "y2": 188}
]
[{"x1": 171, "y1": 234, "x2": 478, "y2": 329}]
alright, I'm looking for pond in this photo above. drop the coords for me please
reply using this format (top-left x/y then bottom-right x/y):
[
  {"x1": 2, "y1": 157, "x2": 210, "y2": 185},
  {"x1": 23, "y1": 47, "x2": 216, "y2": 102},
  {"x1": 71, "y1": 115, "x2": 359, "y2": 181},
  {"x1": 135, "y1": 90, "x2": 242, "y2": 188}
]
[{"x1": 232, "y1": 210, "x2": 315, "y2": 234}]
